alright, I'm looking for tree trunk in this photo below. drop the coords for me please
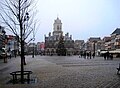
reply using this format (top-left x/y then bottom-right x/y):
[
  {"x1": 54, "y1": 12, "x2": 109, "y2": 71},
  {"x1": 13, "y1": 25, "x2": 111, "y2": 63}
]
[{"x1": 21, "y1": 40, "x2": 24, "y2": 83}]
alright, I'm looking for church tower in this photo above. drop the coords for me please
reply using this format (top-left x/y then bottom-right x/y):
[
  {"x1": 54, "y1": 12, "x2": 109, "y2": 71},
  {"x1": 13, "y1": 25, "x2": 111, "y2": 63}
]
[{"x1": 53, "y1": 17, "x2": 63, "y2": 36}]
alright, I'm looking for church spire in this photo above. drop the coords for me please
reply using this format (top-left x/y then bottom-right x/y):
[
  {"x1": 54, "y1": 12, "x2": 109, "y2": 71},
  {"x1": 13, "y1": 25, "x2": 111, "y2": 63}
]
[
  {"x1": 53, "y1": 17, "x2": 63, "y2": 36},
  {"x1": 57, "y1": 14, "x2": 59, "y2": 19}
]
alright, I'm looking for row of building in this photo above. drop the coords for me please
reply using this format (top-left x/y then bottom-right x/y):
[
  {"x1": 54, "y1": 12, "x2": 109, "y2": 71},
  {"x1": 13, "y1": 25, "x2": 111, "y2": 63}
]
[
  {"x1": 44, "y1": 17, "x2": 120, "y2": 57},
  {"x1": 0, "y1": 17, "x2": 120, "y2": 57},
  {"x1": 0, "y1": 26, "x2": 19, "y2": 57}
]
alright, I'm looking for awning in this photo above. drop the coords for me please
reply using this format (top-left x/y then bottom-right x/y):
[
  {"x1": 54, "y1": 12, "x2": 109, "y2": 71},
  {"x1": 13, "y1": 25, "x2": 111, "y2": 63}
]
[
  {"x1": 109, "y1": 50, "x2": 120, "y2": 53},
  {"x1": 100, "y1": 51, "x2": 107, "y2": 54}
]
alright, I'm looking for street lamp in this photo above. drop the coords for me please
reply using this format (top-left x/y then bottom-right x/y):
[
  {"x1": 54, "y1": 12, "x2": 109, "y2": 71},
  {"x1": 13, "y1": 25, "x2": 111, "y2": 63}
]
[
  {"x1": 93, "y1": 41, "x2": 97, "y2": 57},
  {"x1": 32, "y1": 21, "x2": 35, "y2": 58},
  {"x1": 32, "y1": 37, "x2": 35, "y2": 58},
  {"x1": 0, "y1": 27, "x2": 7, "y2": 63},
  {"x1": 23, "y1": 12, "x2": 29, "y2": 64}
]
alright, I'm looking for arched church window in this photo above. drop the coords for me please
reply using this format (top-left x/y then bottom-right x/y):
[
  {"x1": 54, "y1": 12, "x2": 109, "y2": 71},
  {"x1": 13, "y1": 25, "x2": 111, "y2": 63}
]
[
  {"x1": 57, "y1": 25, "x2": 59, "y2": 30},
  {"x1": 60, "y1": 26, "x2": 61, "y2": 29}
]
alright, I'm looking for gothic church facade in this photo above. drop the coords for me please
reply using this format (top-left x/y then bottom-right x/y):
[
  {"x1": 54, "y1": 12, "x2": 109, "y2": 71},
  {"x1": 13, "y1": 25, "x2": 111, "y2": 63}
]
[{"x1": 44, "y1": 17, "x2": 74, "y2": 55}]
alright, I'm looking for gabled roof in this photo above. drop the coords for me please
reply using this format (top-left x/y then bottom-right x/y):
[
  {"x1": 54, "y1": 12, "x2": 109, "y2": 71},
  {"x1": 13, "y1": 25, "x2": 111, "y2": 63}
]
[
  {"x1": 102, "y1": 36, "x2": 111, "y2": 42},
  {"x1": 111, "y1": 28, "x2": 120, "y2": 35},
  {"x1": 88, "y1": 37, "x2": 101, "y2": 42}
]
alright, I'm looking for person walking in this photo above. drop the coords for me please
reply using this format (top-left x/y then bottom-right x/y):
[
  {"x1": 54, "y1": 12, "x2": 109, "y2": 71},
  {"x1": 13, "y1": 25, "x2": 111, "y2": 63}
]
[
  {"x1": 106, "y1": 51, "x2": 109, "y2": 60},
  {"x1": 110, "y1": 54, "x2": 113, "y2": 60},
  {"x1": 84, "y1": 52, "x2": 86, "y2": 59},
  {"x1": 103, "y1": 53, "x2": 106, "y2": 60},
  {"x1": 87, "y1": 52, "x2": 89, "y2": 59},
  {"x1": 92, "y1": 52, "x2": 95, "y2": 58},
  {"x1": 89, "y1": 51, "x2": 91, "y2": 59}
]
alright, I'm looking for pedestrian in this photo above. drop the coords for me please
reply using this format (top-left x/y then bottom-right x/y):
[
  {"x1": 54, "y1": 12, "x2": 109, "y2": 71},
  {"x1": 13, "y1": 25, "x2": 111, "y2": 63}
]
[
  {"x1": 110, "y1": 54, "x2": 113, "y2": 60},
  {"x1": 9, "y1": 51, "x2": 12, "y2": 59},
  {"x1": 80, "y1": 53, "x2": 83, "y2": 58},
  {"x1": 92, "y1": 53, "x2": 95, "y2": 58},
  {"x1": 89, "y1": 51, "x2": 91, "y2": 59},
  {"x1": 103, "y1": 53, "x2": 106, "y2": 60},
  {"x1": 10, "y1": 53, "x2": 11, "y2": 59},
  {"x1": 87, "y1": 52, "x2": 89, "y2": 59},
  {"x1": 84, "y1": 52, "x2": 86, "y2": 59},
  {"x1": 106, "y1": 51, "x2": 109, "y2": 60},
  {"x1": 14, "y1": 51, "x2": 16, "y2": 58}
]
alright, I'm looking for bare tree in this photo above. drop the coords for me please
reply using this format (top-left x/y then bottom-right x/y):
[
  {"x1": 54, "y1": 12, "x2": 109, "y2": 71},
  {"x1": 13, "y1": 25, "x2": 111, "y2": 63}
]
[{"x1": 0, "y1": 0, "x2": 38, "y2": 83}]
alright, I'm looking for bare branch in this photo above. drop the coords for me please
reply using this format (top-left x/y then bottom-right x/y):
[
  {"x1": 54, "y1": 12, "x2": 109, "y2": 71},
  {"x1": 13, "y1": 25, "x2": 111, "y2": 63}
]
[
  {"x1": 0, "y1": 0, "x2": 39, "y2": 42},
  {"x1": 0, "y1": 13, "x2": 18, "y2": 37}
]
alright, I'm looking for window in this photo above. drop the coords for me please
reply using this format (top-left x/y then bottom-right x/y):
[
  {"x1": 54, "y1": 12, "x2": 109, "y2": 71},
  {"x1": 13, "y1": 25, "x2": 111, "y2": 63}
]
[{"x1": 57, "y1": 25, "x2": 59, "y2": 30}]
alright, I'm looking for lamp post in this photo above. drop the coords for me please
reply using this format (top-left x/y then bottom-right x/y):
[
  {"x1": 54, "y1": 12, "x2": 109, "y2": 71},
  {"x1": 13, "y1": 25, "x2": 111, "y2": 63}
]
[
  {"x1": 23, "y1": 12, "x2": 29, "y2": 65},
  {"x1": 0, "y1": 28, "x2": 7, "y2": 63},
  {"x1": 32, "y1": 22, "x2": 35, "y2": 58},
  {"x1": 93, "y1": 42, "x2": 95, "y2": 55},
  {"x1": 93, "y1": 41, "x2": 97, "y2": 57},
  {"x1": 32, "y1": 38, "x2": 35, "y2": 58}
]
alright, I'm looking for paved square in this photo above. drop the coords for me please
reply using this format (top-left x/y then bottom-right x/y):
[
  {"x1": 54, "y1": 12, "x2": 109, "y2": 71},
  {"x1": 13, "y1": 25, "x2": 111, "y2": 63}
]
[{"x1": 0, "y1": 56, "x2": 120, "y2": 88}]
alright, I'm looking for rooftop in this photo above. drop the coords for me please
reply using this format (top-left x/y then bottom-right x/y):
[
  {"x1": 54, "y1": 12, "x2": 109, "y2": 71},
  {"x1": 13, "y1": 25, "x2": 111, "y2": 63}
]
[{"x1": 111, "y1": 28, "x2": 120, "y2": 35}]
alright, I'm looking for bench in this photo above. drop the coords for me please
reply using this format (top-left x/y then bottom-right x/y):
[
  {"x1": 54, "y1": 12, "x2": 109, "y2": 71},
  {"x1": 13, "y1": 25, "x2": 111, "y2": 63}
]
[
  {"x1": 10, "y1": 71, "x2": 32, "y2": 84},
  {"x1": 117, "y1": 63, "x2": 120, "y2": 75}
]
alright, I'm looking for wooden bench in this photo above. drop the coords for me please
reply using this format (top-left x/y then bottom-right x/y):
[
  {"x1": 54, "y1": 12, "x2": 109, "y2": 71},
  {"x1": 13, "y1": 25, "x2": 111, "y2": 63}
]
[
  {"x1": 117, "y1": 63, "x2": 120, "y2": 75},
  {"x1": 10, "y1": 71, "x2": 32, "y2": 84}
]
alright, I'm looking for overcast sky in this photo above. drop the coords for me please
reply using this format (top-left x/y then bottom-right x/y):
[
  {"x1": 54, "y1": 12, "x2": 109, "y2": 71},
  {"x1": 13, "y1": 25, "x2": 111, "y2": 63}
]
[{"x1": 4, "y1": 0, "x2": 120, "y2": 42}]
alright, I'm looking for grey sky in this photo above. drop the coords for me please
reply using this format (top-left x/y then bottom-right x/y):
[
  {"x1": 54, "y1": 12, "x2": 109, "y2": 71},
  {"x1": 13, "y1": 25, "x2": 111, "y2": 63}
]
[{"x1": 4, "y1": 0, "x2": 120, "y2": 42}]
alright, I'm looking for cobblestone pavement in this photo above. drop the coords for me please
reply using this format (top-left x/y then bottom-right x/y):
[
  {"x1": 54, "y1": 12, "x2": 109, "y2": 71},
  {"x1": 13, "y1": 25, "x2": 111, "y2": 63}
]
[{"x1": 0, "y1": 55, "x2": 120, "y2": 88}]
